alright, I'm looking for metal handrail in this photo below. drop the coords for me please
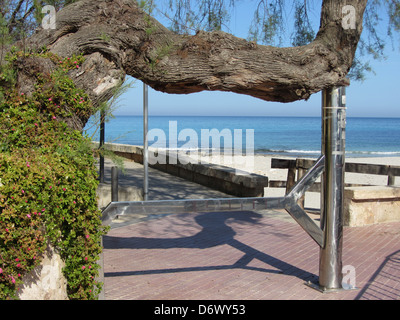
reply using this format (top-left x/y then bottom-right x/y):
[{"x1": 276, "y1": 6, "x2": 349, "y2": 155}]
[{"x1": 102, "y1": 155, "x2": 325, "y2": 247}]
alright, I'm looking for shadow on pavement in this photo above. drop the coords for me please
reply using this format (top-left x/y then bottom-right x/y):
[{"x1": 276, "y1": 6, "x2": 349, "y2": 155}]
[{"x1": 104, "y1": 211, "x2": 317, "y2": 282}]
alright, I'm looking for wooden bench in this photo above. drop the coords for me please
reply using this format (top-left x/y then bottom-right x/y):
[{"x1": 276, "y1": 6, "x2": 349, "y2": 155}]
[
  {"x1": 270, "y1": 158, "x2": 400, "y2": 225},
  {"x1": 270, "y1": 158, "x2": 400, "y2": 192}
]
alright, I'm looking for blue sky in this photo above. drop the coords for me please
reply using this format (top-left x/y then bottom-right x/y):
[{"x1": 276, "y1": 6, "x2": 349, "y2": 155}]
[{"x1": 114, "y1": 1, "x2": 400, "y2": 118}]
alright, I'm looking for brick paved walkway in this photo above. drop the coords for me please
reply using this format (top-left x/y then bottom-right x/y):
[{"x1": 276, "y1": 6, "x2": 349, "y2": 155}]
[{"x1": 103, "y1": 210, "x2": 400, "y2": 300}]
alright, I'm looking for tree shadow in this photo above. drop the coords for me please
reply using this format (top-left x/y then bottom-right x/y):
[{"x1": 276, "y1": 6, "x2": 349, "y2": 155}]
[{"x1": 103, "y1": 211, "x2": 317, "y2": 282}]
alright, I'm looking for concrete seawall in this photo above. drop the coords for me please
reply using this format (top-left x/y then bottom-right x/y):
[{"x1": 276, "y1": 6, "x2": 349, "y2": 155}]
[{"x1": 93, "y1": 142, "x2": 269, "y2": 197}]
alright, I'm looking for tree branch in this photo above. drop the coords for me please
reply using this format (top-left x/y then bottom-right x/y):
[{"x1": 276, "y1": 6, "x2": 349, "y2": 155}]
[
  {"x1": 8, "y1": 0, "x2": 26, "y2": 34},
  {"x1": 22, "y1": 0, "x2": 367, "y2": 117}
]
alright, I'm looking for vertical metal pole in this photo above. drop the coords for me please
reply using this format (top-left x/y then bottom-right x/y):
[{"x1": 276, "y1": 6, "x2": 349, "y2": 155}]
[
  {"x1": 111, "y1": 166, "x2": 119, "y2": 202},
  {"x1": 99, "y1": 109, "x2": 105, "y2": 183},
  {"x1": 143, "y1": 83, "x2": 149, "y2": 201},
  {"x1": 98, "y1": 110, "x2": 106, "y2": 300},
  {"x1": 319, "y1": 87, "x2": 346, "y2": 290}
]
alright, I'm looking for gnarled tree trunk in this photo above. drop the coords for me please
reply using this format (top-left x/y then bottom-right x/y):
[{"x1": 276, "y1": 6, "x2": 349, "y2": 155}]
[{"x1": 18, "y1": 0, "x2": 367, "y2": 130}]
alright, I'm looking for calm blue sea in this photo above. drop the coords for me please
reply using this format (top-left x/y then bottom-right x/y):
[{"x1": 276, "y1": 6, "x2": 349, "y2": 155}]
[{"x1": 84, "y1": 116, "x2": 400, "y2": 158}]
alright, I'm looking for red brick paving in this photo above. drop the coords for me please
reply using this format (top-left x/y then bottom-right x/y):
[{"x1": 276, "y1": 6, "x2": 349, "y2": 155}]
[{"x1": 103, "y1": 211, "x2": 400, "y2": 300}]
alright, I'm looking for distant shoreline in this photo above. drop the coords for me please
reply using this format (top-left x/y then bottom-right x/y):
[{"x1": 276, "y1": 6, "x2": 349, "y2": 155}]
[{"x1": 91, "y1": 140, "x2": 400, "y2": 159}]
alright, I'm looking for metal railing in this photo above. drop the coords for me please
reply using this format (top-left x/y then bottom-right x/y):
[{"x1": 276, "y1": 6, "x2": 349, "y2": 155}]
[
  {"x1": 102, "y1": 156, "x2": 325, "y2": 247},
  {"x1": 101, "y1": 87, "x2": 349, "y2": 292}
]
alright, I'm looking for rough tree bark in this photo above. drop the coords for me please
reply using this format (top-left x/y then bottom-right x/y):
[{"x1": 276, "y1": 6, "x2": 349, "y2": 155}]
[{"x1": 17, "y1": 0, "x2": 367, "y2": 130}]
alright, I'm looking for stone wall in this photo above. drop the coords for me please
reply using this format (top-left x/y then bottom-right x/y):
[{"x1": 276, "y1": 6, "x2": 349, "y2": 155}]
[
  {"x1": 93, "y1": 142, "x2": 269, "y2": 197},
  {"x1": 97, "y1": 183, "x2": 144, "y2": 209},
  {"x1": 17, "y1": 245, "x2": 68, "y2": 300},
  {"x1": 344, "y1": 186, "x2": 400, "y2": 227}
]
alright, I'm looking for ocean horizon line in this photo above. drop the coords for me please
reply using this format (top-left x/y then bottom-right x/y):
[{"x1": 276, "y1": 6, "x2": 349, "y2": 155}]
[
  {"x1": 85, "y1": 116, "x2": 400, "y2": 159},
  {"x1": 111, "y1": 114, "x2": 400, "y2": 120}
]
